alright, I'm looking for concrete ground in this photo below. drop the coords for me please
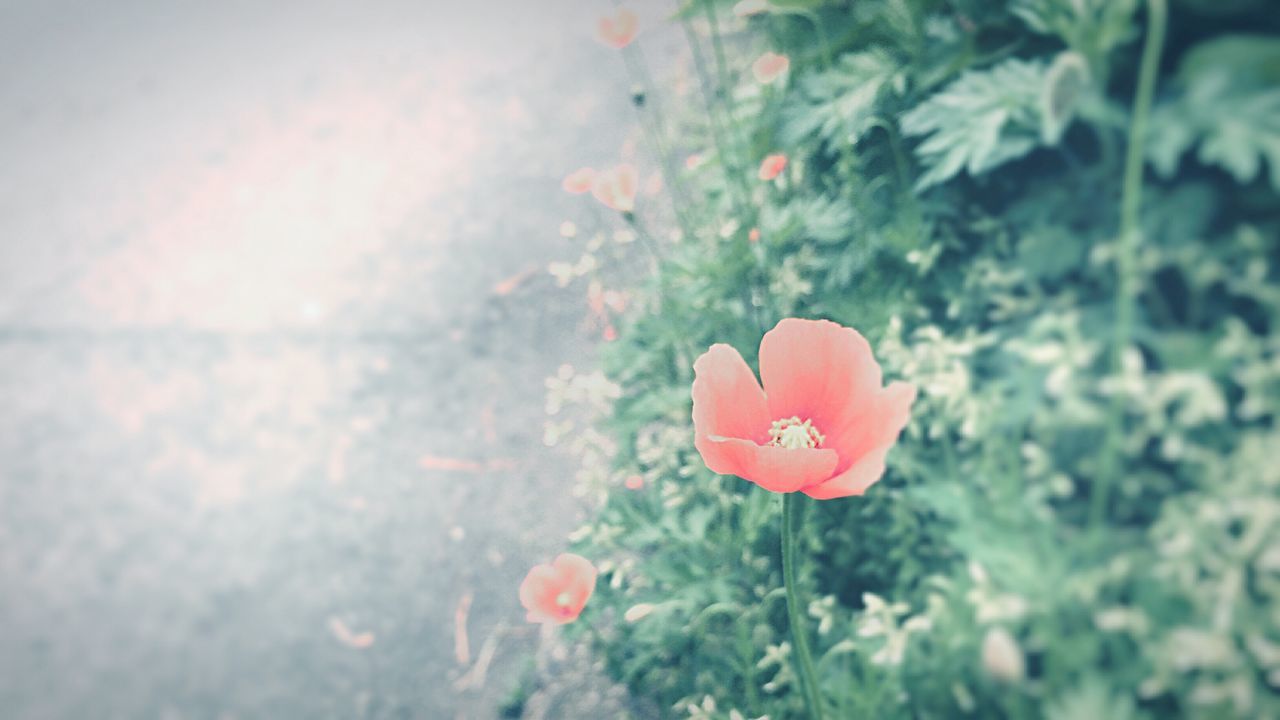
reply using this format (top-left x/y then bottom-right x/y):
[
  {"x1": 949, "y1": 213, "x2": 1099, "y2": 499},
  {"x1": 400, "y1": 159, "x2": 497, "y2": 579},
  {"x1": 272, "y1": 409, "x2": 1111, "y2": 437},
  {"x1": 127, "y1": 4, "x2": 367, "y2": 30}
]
[{"x1": 0, "y1": 1, "x2": 667, "y2": 716}]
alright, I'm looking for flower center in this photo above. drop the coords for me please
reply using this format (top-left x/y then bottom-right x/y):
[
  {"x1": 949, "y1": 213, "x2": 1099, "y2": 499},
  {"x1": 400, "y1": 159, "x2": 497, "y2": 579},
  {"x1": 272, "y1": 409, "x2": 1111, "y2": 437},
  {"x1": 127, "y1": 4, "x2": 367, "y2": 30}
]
[
  {"x1": 555, "y1": 591, "x2": 572, "y2": 608},
  {"x1": 768, "y1": 416, "x2": 824, "y2": 449}
]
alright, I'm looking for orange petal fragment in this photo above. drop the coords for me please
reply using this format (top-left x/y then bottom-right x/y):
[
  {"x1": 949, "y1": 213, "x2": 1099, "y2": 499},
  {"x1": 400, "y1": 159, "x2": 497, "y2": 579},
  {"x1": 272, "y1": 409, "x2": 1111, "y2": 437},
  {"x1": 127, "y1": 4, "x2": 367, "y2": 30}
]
[
  {"x1": 752, "y1": 52, "x2": 790, "y2": 83},
  {"x1": 329, "y1": 617, "x2": 375, "y2": 649},
  {"x1": 562, "y1": 167, "x2": 597, "y2": 194},
  {"x1": 758, "y1": 153, "x2": 788, "y2": 181},
  {"x1": 596, "y1": 7, "x2": 639, "y2": 49}
]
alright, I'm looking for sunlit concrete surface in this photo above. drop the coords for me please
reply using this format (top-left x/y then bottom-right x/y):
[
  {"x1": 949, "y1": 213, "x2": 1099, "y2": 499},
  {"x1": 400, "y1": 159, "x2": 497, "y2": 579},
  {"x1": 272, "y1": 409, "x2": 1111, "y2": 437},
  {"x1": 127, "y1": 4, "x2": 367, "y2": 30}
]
[{"x1": 0, "y1": 1, "x2": 647, "y2": 716}]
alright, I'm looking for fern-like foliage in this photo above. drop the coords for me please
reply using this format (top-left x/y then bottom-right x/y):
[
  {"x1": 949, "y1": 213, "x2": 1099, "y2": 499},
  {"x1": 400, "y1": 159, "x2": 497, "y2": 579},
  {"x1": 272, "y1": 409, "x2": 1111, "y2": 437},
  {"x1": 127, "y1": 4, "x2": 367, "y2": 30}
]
[
  {"x1": 780, "y1": 49, "x2": 903, "y2": 151},
  {"x1": 1045, "y1": 679, "x2": 1146, "y2": 720},
  {"x1": 900, "y1": 58, "x2": 1048, "y2": 190},
  {"x1": 1011, "y1": 0, "x2": 1138, "y2": 66},
  {"x1": 1148, "y1": 36, "x2": 1280, "y2": 192}
]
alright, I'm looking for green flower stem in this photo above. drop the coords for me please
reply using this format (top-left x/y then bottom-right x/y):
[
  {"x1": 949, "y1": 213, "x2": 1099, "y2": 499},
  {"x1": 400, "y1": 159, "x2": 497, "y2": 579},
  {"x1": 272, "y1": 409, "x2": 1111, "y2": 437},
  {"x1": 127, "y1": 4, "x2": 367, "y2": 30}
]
[
  {"x1": 787, "y1": 8, "x2": 864, "y2": 204},
  {"x1": 680, "y1": 16, "x2": 751, "y2": 221},
  {"x1": 1092, "y1": 0, "x2": 1167, "y2": 531},
  {"x1": 737, "y1": 616, "x2": 761, "y2": 713},
  {"x1": 625, "y1": 213, "x2": 699, "y2": 378},
  {"x1": 798, "y1": 10, "x2": 835, "y2": 69},
  {"x1": 700, "y1": 1, "x2": 754, "y2": 188},
  {"x1": 782, "y1": 492, "x2": 825, "y2": 720},
  {"x1": 694, "y1": 0, "x2": 772, "y2": 335},
  {"x1": 624, "y1": 212, "x2": 663, "y2": 269},
  {"x1": 617, "y1": 46, "x2": 698, "y2": 241}
]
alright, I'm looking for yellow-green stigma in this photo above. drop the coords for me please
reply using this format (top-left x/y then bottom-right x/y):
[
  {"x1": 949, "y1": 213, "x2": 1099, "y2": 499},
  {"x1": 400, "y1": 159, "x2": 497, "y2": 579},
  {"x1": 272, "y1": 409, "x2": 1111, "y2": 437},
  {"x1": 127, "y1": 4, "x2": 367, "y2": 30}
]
[
  {"x1": 768, "y1": 416, "x2": 824, "y2": 449},
  {"x1": 555, "y1": 591, "x2": 572, "y2": 607}
]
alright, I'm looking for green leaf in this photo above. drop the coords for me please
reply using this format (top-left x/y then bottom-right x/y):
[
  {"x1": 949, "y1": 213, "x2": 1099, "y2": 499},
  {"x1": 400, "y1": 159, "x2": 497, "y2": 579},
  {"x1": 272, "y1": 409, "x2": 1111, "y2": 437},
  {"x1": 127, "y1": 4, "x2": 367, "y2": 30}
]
[
  {"x1": 900, "y1": 58, "x2": 1048, "y2": 189},
  {"x1": 1147, "y1": 36, "x2": 1280, "y2": 191},
  {"x1": 1011, "y1": 0, "x2": 1139, "y2": 63},
  {"x1": 779, "y1": 49, "x2": 902, "y2": 151},
  {"x1": 1018, "y1": 224, "x2": 1085, "y2": 281},
  {"x1": 1045, "y1": 679, "x2": 1147, "y2": 720}
]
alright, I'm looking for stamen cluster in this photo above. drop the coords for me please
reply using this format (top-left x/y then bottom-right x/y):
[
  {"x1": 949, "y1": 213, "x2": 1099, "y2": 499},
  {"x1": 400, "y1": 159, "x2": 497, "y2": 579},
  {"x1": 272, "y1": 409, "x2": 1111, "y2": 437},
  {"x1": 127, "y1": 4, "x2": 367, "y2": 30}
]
[{"x1": 768, "y1": 416, "x2": 825, "y2": 449}]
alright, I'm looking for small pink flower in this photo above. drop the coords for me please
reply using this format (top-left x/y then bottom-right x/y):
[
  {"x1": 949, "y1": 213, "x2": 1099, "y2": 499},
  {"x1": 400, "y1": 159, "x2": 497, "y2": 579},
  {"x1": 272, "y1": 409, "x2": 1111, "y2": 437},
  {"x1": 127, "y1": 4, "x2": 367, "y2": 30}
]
[
  {"x1": 588, "y1": 283, "x2": 628, "y2": 318},
  {"x1": 562, "y1": 167, "x2": 597, "y2": 194},
  {"x1": 691, "y1": 318, "x2": 916, "y2": 499},
  {"x1": 748, "y1": 227, "x2": 761, "y2": 243},
  {"x1": 604, "y1": 290, "x2": 627, "y2": 313},
  {"x1": 685, "y1": 153, "x2": 705, "y2": 171},
  {"x1": 596, "y1": 7, "x2": 639, "y2": 49},
  {"x1": 591, "y1": 163, "x2": 639, "y2": 213},
  {"x1": 624, "y1": 474, "x2": 644, "y2": 490},
  {"x1": 758, "y1": 153, "x2": 788, "y2": 181},
  {"x1": 603, "y1": 324, "x2": 618, "y2": 342},
  {"x1": 752, "y1": 52, "x2": 790, "y2": 83},
  {"x1": 519, "y1": 553, "x2": 597, "y2": 625},
  {"x1": 644, "y1": 171, "x2": 664, "y2": 196},
  {"x1": 734, "y1": 0, "x2": 768, "y2": 17}
]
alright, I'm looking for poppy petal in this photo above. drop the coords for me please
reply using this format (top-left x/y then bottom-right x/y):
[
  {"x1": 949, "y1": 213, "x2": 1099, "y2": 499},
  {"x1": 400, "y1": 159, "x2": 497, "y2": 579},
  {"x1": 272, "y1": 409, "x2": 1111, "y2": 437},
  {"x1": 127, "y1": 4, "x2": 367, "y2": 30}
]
[
  {"x1": 759, "y1": 318, "x2": 882, "y2": 433},
  {"x1": 692, "y1": 343, "x2": 770, "y2": 448},
  {"x1": 826, "y1": 381, "x2": 915, "y2": 470},
  {"x1": 518, "y1": 566, "x2": 558, "y2": 615},
  {"x1": 800, "y1": 445, "x2": 892, "y2": 499},
  {"x1": 701, "y1": 436, "x2": 839, "y2": 493},
  {"x1": 805, "y1": 382, "x2": 915, "y2": 498},
  {"x1": 519, "y1": 554, "x2": 597, "y2": 625},
  {"x1": 752, "y1": 52, "x2": 790, "y2": 83},
  {"x1": 555, "y1": 553, "x2": 598, "y2": 604},
  {"x1": 562, "y1": 167, "x2": 596, "y2": 194},
  {"x1": 758, "y1": 154, "x2": 788, "y2": 181},
  {"x1": 590, "y1": 164, "x2": 638, "y2": 212}
]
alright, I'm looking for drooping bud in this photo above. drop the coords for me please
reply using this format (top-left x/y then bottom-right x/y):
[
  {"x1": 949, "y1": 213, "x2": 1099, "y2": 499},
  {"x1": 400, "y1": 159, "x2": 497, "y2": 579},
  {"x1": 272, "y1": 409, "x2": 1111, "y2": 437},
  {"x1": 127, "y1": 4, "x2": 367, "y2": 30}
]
[
  {"x1": 624, "y1": 603, "x2": 655, "y2": 622},
  {"x1": 1041, "y1": 51, "x2": 1090, "y2": 145},
  {"x1": 982, "y1": 627, "x2": 1026, "y2": 684}
]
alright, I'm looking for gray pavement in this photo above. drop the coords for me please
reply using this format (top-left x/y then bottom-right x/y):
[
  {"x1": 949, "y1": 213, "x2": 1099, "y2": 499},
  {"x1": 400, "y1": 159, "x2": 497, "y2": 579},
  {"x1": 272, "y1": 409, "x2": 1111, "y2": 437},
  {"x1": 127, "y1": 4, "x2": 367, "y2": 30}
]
[{"x1": 0, "y1": 1, "x2": 650, "y2": 717}]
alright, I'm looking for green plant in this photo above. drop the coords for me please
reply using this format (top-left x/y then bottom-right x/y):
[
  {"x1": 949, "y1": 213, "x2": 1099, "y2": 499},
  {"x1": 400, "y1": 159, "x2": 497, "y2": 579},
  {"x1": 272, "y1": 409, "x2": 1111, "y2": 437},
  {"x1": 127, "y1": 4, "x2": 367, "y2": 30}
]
[{"x1": 545, "y1": 0, "x2": 1280, "y2": 716}]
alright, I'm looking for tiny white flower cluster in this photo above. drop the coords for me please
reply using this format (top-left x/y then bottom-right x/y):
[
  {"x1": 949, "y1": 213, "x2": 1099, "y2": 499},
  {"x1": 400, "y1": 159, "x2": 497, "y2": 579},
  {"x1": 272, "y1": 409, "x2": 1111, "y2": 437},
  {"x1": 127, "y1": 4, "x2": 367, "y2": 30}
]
[
  {"x1": 548, "y1": 253, "x2": 599, "y2": 288},
  {"x1": 855, "y1": 592, "x2": 932, "y2": 667},
  {"x1": 766, "y1": 251, "x2": 813, "y2": 316},
  {"x1": 544, "y1": 364, "x2": 621, "y2": 416},
  {"x1": 756, "y1": 641, "x2": 795, "y2": 694},
  {"x1": 879, "y1": 317, "x2": 995, "y2": 440},
  {"x1": 966, "y1": 562, "x2": 1029, "y2": 625},
  {"x1": 680, "y1": 692, "x2": 769, "y2": 720}
]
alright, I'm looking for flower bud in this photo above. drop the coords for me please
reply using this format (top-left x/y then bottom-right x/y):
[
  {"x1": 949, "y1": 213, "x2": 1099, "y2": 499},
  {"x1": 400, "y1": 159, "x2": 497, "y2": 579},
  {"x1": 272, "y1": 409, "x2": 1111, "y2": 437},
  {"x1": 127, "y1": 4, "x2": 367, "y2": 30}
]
[
  {"x1": 624, "y1": 603, "x2": 655, "y2": 623},
  {"x1": 982, "y1": 627, "x2": 1025, "y2": 684}
]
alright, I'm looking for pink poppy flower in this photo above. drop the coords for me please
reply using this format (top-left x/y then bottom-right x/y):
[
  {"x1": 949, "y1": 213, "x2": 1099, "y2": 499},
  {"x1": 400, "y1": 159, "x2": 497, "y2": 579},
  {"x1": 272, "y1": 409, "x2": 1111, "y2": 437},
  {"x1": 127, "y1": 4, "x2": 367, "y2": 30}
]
[
  {"x1": 734, "y1": 0, "x2": 768, "y2": 17},
  {"x1": 685, "y1": 153, "x2": 705, "y2": 171},
  {"x1": 519, "y1": 553, "x2": 597, "y2": 625},
  {"x1": 748, "y1": 227, "x2": 761, "y2": 243},
  {"x1": 596, "y1": 7, "x2": 639, "y2": 49},
  {"x1": 759, "y1": 153, "x2": 788, "y2": 181},
  {"x1": 752, "y1": 52, "x2": 790, "y2": 83},
  {"x1": 624, "y1": 474, "x2": 644, "y2": 490},
  {"x1": 562, "y1": 167, "x2": 596, "y2": 194},
  {"x1": 691, "y1": 318, "x2": 916, "y2": 499},
  {"x1": 591, "y1": 163, "x2": 639, "y2": 213}
]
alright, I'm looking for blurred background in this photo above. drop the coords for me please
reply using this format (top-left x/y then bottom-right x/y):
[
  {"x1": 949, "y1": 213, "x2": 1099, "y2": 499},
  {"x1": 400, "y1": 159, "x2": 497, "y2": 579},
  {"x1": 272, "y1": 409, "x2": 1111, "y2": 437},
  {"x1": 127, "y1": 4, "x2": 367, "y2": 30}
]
[{"x1": 0, "y1": 1, "x2": 650, "y2": 716}]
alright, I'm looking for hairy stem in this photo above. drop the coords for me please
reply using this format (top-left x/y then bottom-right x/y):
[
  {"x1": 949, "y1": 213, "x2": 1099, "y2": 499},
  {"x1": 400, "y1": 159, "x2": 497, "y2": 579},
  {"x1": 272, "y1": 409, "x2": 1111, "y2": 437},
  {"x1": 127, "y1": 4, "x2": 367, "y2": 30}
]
[
  {"x1": 701, "y1": 0, "x2": 753, "y2": 187},
  {"x1": 680, "y1": 15, "x2": 751, "y2": 219},
  {"x1": 1092, "y1": 0, "x2": 1167, "y2": 530},
  {"x1": 618, "y1": 46, "x2": 698, "y2": 240},
  {"x1": 782, "y1": 492, "x2": 825, "y2": 720}
]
